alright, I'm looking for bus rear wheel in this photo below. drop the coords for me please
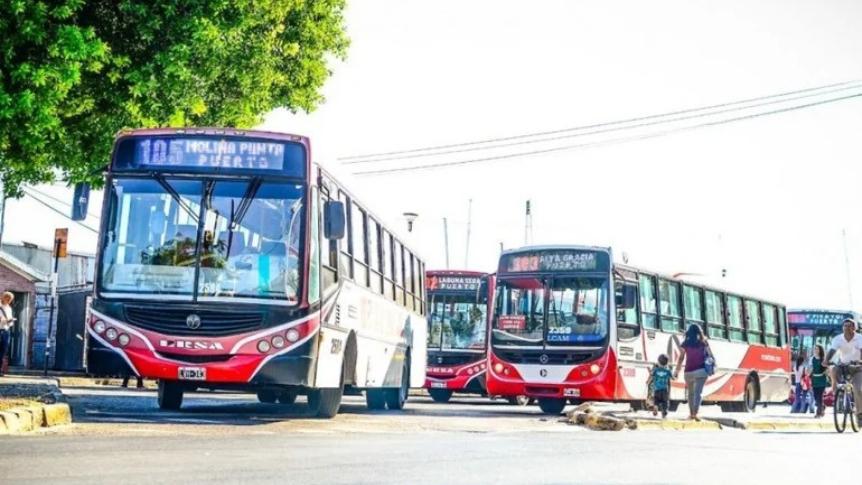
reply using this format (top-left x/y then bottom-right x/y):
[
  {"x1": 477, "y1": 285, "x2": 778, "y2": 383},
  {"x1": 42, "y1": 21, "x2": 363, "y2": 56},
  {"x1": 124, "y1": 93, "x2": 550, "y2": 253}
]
[
  {"x1": 308, "y1": 387, "x2": 343, "y2": 418},
  {"x1": 158, "y1": 381, "x2": 183, "y2": 411},
  {"x1": 537, "y1": 398, "x2": 567, "y2": 415},
  {"x1": 429, "y1": 389, "x2": 453, "y2": 403},
  {"x1": 743, "y1": 379, "x2": 758, "y2": 413},
  {"x1": 366, "y1": 389, "x2": 387, "y2": 410},
  {"x1": 385, "y1": 358, "x2": 410, "y2": 410},
  {"x1": 257, "y1": 390, "x2": 278, "y2": 404}
]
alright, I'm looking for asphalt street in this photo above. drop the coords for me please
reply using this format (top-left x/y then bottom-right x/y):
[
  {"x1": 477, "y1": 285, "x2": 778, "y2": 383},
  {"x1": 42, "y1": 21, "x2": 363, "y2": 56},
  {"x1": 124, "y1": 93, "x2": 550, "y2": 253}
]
[{"x1": 0, "y1": 386, "x2": 855, "y2": 484}]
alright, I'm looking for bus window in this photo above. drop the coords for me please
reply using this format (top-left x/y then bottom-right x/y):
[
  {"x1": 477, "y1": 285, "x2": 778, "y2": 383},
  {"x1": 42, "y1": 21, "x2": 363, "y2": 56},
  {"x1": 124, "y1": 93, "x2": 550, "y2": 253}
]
[
  {"x1": 351, "y1": 204, "x2": 368, "y2": 287},
  {"x1": 726, "y1": 295, "x2": 745, "y2": 342},
  {"x1": 339, "y1": 192, "x2": 353, "y2": 279},
  {"x1": 368, "y1": 219, "x2": 382, "y2": 294},
  {"x1": 638, "y1": 274, "x2": 658, "y2": 329},
  {"x1": 615, "y1": 282, "x2": 639, "y2": 340},
  {"x1": 683, "y1": 285, "x2": 704, "y2": 330},
  {"x1": 658, "y1": 279, "x2": 682, "y2": 333},
  {"x1": 704, "y1": 290, "x2": 726, "y2": 339},
  {"x1": 762, "y1": 304, "x2": 779, "y2": 347},
  {"x1": 382, "y1": 231, "x2": 394, "y2": 300},
  {"x1": 394, "y1": 241, "x2": 405, "y2": 306},
  {"x1": 745, "y1": 300, "x2": 762, "y2": 345},
  {"x1": 778, "y1": 308, "x2": 787, "y2": 347}
]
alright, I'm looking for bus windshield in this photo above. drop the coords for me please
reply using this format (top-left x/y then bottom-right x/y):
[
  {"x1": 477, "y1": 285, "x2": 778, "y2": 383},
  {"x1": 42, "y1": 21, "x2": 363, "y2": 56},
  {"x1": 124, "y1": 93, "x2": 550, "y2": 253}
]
[
  {"x1": 492, "y1": 276, "x2": 609, "y2": 346},
  {"x1": 427, "y1": 293, "x2": 487, "y2": 350},
  {"x1": 99, "y1": 177, "x2": 304, "y2": 303}
]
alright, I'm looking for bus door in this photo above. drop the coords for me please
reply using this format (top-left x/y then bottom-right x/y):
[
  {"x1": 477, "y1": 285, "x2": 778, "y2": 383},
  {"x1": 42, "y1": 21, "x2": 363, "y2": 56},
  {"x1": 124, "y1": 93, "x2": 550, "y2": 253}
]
[{"x1": 613, "y1": 269, "x2": 649, "y2": 400}]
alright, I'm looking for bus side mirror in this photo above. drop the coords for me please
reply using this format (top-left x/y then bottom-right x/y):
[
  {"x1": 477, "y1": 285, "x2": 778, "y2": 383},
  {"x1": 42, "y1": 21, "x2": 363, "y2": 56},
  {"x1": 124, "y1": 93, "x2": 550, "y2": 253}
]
[
  {"x1": 71, "y1": 183, "x2": 91, "y2": 221},
  {"x1": 324, "y1": 200, "x2": 346, "y2": 240},
  {"x1": 615, "y1": 285, "x2": 637, "y2": 309}
]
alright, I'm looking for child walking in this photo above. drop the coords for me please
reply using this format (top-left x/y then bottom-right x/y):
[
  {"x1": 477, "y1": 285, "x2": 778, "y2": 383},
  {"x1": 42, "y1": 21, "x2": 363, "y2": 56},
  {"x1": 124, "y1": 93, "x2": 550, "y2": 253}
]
[{"x1": 650, "y1": 354, "x2": 673, "y2": 418}]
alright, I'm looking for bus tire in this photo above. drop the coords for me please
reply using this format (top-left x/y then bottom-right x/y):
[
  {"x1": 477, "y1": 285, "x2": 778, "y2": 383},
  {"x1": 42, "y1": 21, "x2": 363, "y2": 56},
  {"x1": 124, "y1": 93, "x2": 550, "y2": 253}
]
[
  {"x1": 308, "y1": 386, "x2": 343, "y2": 419},
  {"x1": 257, "y1": 390, "x2": 278, "y2": 404},
  {"x1": 158, "y1": 380, "x2": 183, "y2": 411},
  {"x1": 277, "y1": 389, "x2": 298, "y2": 404},
  {"x1": 537, "y1": 398, "x2": 567, "y2": 415},
  {"x1": 429, "y1": 389, "x2": 453, "y2": 403},
  {"x1": 366, "y1": 389, "x2": 387, "y2": 410},
  {"x1": 743, "y1": 378, "x2": 759, "y2": 413},
  {"x1": 385, "y1": 356, "x2": 410, "y2": 410}
]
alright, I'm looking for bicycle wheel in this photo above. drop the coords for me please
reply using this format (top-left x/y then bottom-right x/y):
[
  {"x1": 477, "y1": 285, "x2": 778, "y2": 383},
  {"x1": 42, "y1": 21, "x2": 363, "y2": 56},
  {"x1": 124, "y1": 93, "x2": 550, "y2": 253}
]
[{"x1": 834, "y1": 388, "x2": 847, "y2": 433}]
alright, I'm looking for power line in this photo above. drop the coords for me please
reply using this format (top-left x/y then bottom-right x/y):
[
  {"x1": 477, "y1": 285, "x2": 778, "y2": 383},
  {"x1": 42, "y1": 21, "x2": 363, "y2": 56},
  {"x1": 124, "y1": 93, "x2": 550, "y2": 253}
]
[
  {"x1": 23, "y1": 185, "x2": 101, "y2": 220},
  {"x1": 344, "y1": 82, "x2": 862, "y2": 165},
  {"x1": 339, "y1": 80, "x2": 860, "y2": 162},
  {"x1": 354, "y1": 91, "x2": 862, "y2": 176},
  {"x1": 21, "y1": 190, "x2": 100, "y2": 233}
]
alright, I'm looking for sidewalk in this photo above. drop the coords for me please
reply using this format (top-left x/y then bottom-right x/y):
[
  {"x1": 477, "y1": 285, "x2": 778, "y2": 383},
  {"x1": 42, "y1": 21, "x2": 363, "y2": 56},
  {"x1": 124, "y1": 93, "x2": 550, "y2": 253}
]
[{"x1": 0, "y1": 374, "x2": 72, "y2": 433}]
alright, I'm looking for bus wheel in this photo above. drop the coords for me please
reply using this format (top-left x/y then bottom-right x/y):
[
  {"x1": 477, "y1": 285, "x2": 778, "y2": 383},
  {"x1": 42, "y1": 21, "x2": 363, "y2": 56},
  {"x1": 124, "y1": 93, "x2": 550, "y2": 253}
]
[
  {"x1": 385, "y1": 357, "x2": 410, "y2": 410},
  {"x1": 157, "y1": 381, "x2": 183, "y2": 411},
  {"x1": 429, "y1": 389, "x2": 453, "y2": 403},
  {"x1": 278, "y1": 389, "x2": 298, "y2": 405},
  {"x1": 537, "y1": 398, "x2": 567, "y2": 415},
  {"x1": 366, "y1": 389, "x2": 387, "y2": 410},
  {"x1": 743, "y1": 379, "x2": 758, "y2": 413},
  {"x1": 507, "y1": 395, "x2": 530, "y2": 406},
  {"x1": 257, "y1": 390, "x2": 278, "y2": 404},
  {"x1": 308, "y1": 386, "x2": 343, "y2": 418}
]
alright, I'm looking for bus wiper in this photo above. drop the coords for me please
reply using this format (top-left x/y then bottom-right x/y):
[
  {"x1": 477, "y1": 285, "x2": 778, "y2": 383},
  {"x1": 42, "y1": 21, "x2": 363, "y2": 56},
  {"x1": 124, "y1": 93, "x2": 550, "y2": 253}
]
[
  {"x1": 225, "y1": 178, "x2": 262, "y2": 257},
  {"x1": 154, "y1": 174, "x2": 199, "y2": 224}
]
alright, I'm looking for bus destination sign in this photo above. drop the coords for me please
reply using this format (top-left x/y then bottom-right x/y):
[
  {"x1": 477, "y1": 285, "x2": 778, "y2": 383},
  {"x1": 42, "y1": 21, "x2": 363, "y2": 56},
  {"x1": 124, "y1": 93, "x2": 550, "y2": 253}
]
[
  {"x1": 501, "y1": 250, "x2": 609, "y2": 273},
  {"x1": 134, "y1": 137, "x2": 286, "y2": 170},
  {"x1": 788, "y1": 312, "x2": 854, "y2": 326},
  {"x1": 426, "y1": 275, "x2": 482, "y2": 292}
]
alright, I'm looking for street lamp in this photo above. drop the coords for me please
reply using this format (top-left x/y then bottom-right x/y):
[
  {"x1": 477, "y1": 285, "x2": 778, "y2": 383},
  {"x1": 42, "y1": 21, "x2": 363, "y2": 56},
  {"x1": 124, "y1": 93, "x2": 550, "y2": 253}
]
[{"x1": 403, "y1": 212, "x2": 418, "y2": 232}]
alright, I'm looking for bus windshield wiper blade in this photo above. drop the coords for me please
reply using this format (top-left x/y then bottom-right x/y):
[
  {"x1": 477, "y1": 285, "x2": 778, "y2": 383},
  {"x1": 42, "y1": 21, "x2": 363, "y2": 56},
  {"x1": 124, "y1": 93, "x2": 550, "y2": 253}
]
[
  {"x1": 230, "y1": 178, "x2": 263, "y2": 230},
  {"x1": 154, "y1": 174, "x2": 199, "y2": 224}
]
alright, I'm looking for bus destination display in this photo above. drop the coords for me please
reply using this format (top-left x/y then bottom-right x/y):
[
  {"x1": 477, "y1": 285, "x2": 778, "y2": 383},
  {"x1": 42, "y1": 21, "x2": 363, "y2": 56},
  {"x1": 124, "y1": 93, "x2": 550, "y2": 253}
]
[
  {"x1": 426, "y1": 275, "x2": 481, "y2": 292},
  {"x1": 134, "y1": 138, "x2": 286, "y2": 170},
  {"x1": 788, "y1": 312, "x2": 853, "y2": 326},
  {"x1": 501, "y1": 250, "x2": 608, "y2": 273}
]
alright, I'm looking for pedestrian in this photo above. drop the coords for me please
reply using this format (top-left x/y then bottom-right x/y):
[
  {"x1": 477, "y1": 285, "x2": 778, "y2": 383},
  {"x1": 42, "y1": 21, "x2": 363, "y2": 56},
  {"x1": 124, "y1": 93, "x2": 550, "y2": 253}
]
[
  {"x1": 121, "y1": 373, "x2": 144, "y2": 389},
  {"x1": 673, "y1": 324, "x2": 712, "y2": 421},
  {"x1": 825, "y1": 319, "x2": 862, "y2": 428},
  {"x1": 791, "y1": 353, "x2": 809, "y2": 414},
  {"x1": 810, "y1": 344, "x2": 829, "y2": 418},
  {"x1": 0, "y1": 292, "x2": 15, "y2": 376},
  {"x1": 650, "y1": 354, "x2": 673, "y2": 418}
]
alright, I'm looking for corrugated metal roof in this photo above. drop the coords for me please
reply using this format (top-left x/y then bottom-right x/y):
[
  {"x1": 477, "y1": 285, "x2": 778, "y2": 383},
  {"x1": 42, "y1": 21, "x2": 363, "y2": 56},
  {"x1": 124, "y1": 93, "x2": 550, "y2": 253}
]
[{"x1": 0, "y1": 250, "x2": 49, "y2": 282}]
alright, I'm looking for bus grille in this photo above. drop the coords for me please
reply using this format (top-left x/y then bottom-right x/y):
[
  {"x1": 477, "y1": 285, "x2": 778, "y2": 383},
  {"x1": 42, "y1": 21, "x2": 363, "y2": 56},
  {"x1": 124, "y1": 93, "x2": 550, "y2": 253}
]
[
  {"x1": 428, "y1": 353, "x2": 482, "y2": 366},
  {"x1": 494, "y1": 349, "x2": 596, "y2": 366},
  {"x1": 124, "y1": 306, "x2": 265, "y2": 337},
  {"x1": 158, "y1": 352, "x2": 233, "y2": 364}
]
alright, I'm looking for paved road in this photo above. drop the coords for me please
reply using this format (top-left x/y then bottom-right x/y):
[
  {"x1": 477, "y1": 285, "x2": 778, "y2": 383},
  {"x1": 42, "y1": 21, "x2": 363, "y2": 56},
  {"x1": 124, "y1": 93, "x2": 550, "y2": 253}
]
[{"x1": 0, "y1": 386, "x2": 855, "y2": 484}]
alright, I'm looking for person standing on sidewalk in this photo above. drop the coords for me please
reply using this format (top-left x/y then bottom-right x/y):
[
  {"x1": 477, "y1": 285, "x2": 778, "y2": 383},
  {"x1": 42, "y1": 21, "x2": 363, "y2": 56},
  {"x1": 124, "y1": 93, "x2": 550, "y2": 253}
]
[
  {"x1": 0, "y1": 292, "x2": 16, "y2": 376},
  {"x1": 810, "y1": 344, "x2": 829, "y2": 418},
  {"x1": 673, "y1": 324, "x2": 711, "y2": 421},
  {"x1": 791, "y1": 353, "x2": 811, "y2": 414}
]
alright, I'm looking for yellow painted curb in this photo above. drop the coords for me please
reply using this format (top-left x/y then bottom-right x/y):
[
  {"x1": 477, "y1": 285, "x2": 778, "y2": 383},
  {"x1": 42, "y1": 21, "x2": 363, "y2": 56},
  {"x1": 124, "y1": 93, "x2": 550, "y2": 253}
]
[
  {"x1": 741, "y1": 421, "x2": 835, "y2": 431},
  {"x1": 42, "y1": 403, "x2": 72, "y2": 427},
  {"x1": 0, "y1": 411, "x2": 23, "y2": 433},
  {"x1": 11, "y1": 407, "x2": 40, "y2": 432},
  {"x1": 633, "y1": 419, "x2": 722, "y2": 431}
]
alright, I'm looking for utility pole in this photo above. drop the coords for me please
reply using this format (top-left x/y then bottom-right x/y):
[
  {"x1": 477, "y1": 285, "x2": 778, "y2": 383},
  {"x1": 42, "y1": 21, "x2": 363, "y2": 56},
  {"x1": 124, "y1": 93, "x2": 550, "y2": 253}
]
[
  {"x1": 524, "y1": 200, "x2": 533, "y2": 246},
  {"x1": 443, "y1": 217, "x2": 450, "y2": 269},
  {"x1": 843, "y1": 229, "x2": 854, "y2": 308},
  {"x1": 464, "y1": 199, "x2": 472, "y2": 268}
]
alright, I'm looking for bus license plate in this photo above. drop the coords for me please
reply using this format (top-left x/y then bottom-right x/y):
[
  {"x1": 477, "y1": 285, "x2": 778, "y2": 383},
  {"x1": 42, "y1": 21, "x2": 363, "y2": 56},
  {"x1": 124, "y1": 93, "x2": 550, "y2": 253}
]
[
  {"x1": 430, "y1": 382, "x2": 447, "y2": 388},
  {"x1": 178, "y1": 367, "x2": 206, "y2": 381},
  {"x1": 564, "y1": 388, "x2": 580, "y2": 397}
]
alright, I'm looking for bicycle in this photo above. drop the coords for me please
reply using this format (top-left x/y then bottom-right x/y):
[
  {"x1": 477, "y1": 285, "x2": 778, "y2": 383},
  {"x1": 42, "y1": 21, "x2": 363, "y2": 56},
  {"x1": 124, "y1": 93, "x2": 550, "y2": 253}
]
[{"x1": 832, "y1": 362, "x2": 861, "y2": 433}]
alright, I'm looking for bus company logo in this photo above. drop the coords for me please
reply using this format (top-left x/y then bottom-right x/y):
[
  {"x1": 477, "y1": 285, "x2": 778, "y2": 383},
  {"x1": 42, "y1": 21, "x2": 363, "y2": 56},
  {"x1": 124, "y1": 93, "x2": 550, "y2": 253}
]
[
  {"x1": 159, "y1": 339, "x2": 224, "y2": 351},
  {"x1": 761, "y1": 355, "x2": 781, "y2": 363},
  {"x1": 186, "y1": 314, "x2": 202, "y2": 330},
  {"x1": 426, "y1": 366, "x2": 455, "y2": 374},
  {"x1": 539, "y1": 369, "x2": 548, "y2": 377},
  {"x1": 539, "y1": 354, "x2": 550, "y2": 365}
]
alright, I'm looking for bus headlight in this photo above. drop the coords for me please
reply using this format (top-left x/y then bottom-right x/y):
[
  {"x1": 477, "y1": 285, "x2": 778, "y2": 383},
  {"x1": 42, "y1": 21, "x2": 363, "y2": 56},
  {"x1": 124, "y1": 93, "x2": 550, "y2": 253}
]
[
  {"x1": 285, "y1": 329, "x2": 300, "y2": 343},
  {"x1": 118, "y1": 334, "x2": 131, "y2": 347},
  {"x1": 94, "y1": 320, "x2": 107, "y2": 333},
  {"x1": 105, "y1": 328, "x2": 118, "y2": 341},
  {"x1": 590, "y1": 364, "x2": 601, "y2": 375},
  {"x1": 271, "y1": 336, "x2": 286, "y2": 349},
  {"x1": 257, "y1": 340, "x2": 271, "y2": 353},
  {"x1": 494, "y1": 363, "x2": 504, "y2": 373}
]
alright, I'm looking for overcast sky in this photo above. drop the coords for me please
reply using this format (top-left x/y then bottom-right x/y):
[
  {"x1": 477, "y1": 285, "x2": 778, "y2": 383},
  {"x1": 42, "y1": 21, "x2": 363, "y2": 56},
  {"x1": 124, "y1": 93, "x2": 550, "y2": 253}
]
[{"x1": 4, "y1": 0, "x2": 862, "y2": 309}]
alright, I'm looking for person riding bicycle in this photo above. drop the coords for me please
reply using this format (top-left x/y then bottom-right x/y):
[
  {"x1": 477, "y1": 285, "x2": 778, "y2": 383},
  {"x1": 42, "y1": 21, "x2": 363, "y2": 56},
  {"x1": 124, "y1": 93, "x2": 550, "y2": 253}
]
[{"x1": 824, "y1": 318, "x2": 862, "y2": 426}]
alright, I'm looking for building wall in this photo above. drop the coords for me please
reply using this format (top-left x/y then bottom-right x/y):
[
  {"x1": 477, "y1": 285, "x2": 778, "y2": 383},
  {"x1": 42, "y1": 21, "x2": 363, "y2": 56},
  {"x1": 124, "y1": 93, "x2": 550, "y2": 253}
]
[{"x1": 0, "y1": 264, "x2": 36, "y2": 294}]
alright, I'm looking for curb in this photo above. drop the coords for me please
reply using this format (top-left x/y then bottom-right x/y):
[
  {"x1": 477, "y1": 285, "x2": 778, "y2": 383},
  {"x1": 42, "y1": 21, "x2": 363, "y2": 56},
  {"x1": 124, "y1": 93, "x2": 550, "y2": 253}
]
[
  {"x1": 632, "y1": 418, "x2": 722, "y2": 431},
  {"x1": 704, "y1": 417, "x2": 835, "y2": 431},
  {"x1": 0, "y1": 402, "x2": 72, "y2": 434}
]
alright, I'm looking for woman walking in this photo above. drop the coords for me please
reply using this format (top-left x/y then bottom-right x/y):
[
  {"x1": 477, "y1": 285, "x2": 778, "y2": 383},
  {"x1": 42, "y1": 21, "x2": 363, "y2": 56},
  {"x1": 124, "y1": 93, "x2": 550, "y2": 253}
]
[
  {"x1": 791, "y1": 354, "x2": 810, "y2": 414},
  {"x1": 673, "y1": 324, "x2": 711, "y2": 421},
  {"x1": 810, "y1": 344, "x2": 829, "y2": 417}
]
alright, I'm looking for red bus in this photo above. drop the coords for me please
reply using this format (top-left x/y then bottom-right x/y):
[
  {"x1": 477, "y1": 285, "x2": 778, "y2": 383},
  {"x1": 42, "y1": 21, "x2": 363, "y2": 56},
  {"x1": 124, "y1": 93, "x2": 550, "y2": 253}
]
[
  {"x1": 486, "y1": 245, "x2": 792, "y2": 415},
  {"x1": 788, "y1": 309, "x2": 861, "y2": 359},
  {"x1": 424, "y1": 270, "x2": 491, "y2": 402},
  {"x1": 76, "y1": 128, "x2": 428, "y2": 418}
]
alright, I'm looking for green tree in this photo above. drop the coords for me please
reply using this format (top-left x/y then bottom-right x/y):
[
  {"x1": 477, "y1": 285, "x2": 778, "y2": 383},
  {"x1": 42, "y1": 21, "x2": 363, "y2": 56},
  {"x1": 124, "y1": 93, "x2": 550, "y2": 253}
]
[{"x1": 0, "y1": 0, "x2": 348, "y2": 197}]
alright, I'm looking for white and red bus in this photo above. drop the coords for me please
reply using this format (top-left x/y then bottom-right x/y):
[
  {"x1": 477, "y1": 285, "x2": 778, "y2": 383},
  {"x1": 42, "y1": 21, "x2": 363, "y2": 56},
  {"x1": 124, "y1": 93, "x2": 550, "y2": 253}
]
[
  {"x1": 424, "y1": 270, "x2": 491, "y2": 402},
  {"x1": 76, "y1": 128, "x2": 427, "y2": 418},
  {"x1": 486, "y1": 245, "x2": 791, "y2": 415}
]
